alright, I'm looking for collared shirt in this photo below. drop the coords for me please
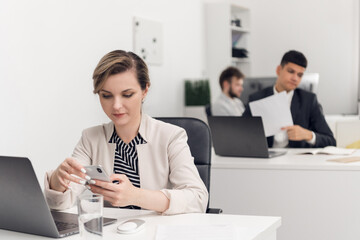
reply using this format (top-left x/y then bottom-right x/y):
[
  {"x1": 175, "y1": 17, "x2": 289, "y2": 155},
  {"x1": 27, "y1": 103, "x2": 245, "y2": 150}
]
[
  {"x1": 109, "y1": 129, "x2": 147, "y2": 209},
  {"x1": 272, "y1": 86, "x2": 316, "y2": 148},
  {"x1": 212, "y1": 92, "x2": 245, "y2": 116}
]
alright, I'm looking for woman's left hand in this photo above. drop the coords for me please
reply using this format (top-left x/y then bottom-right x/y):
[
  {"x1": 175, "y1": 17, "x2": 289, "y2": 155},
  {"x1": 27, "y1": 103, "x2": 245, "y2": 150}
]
[{"x1": 89, "y1": 174, "x2": 139, "y2": 207}]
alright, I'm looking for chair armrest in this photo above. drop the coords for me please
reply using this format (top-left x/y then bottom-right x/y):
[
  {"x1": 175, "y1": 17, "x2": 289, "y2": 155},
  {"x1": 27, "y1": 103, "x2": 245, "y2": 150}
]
[{"x1": 206, "y1": 208, "x2": 223, "y2": 214}]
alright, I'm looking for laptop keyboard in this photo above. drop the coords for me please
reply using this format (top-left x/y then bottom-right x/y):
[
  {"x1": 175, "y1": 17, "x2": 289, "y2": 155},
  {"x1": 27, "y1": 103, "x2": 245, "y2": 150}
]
[{"x1": 55, "y1": 221, "x2": 78, "y2": 231}]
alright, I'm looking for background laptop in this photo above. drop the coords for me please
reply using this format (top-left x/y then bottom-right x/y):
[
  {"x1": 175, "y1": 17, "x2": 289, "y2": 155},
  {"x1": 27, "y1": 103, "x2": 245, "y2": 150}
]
[
  {"x1": 207, "y1": 116, "x2": 286, "y2": 158},
  {"x1": 0, "y1": 156, "x2": 116, "y2": 238}
]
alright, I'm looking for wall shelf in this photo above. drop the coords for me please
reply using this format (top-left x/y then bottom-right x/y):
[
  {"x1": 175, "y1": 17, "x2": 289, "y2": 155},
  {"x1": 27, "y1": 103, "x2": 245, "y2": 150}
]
[
  {"x1": 205, "y1": 2, "x2": 251, "y2": 100},
  {"x1": 230, "y1": 26, "x2": 250, "y2": 33},
  {"x1": 232, "y1": 57, "x2": 250, "y2": 64}
]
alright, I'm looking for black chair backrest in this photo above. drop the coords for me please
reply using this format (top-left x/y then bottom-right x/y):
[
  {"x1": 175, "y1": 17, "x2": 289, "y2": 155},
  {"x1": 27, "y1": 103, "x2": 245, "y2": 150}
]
[
  {"x1": 205, "y1": 104, "x2": 212, "y2": 117},
  {"x1": 156, "y1": 117, "x2": 212, "y2": 193}
]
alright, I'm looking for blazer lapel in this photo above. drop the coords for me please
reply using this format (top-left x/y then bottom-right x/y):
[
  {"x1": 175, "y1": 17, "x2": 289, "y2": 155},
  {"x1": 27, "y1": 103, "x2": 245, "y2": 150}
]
[
  {"x1": 136, "y1": 114, "x2": 159, "y2": 190},
  {"x1": 290, "y1": 90, "x2": 301, "y2": 123}
]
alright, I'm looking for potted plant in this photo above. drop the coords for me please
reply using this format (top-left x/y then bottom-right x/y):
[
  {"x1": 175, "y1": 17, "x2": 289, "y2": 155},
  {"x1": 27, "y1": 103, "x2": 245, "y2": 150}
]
[{"x1": 184, "y1": 79, "x2": 210, "y2": 122}]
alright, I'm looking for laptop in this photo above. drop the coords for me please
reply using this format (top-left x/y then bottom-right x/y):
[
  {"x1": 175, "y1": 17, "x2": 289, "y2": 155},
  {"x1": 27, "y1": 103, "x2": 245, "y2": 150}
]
[
  {"x1": 0, "y1": 156, "x2": 117, "y2": 238},
  {"x1": 207, "y1": 116, "x2": 287, "y2": 158}
]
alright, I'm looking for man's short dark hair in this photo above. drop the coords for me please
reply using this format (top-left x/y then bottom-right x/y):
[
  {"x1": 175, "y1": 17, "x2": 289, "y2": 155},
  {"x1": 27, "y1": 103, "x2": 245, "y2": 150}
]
[
  {"x1": 219, "y1": 67, "x2": 244, "y2": 90},
  {"x1": 280, "y1": 50, "x2": 307, "y2": 68}
]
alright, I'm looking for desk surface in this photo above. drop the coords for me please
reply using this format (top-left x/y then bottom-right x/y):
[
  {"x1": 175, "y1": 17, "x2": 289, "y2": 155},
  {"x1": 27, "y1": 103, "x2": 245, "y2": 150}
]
[
  {"x1": 1, "y1": 208, "x2": 281, "y2": 240},
  {"x1": 212, "y1": 148, "x2": 360, "y2": 171}
]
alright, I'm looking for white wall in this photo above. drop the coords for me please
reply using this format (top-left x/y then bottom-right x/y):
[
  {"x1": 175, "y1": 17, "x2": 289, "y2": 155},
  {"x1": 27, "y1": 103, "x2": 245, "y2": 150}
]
[{"x1": 0, "y1": 0, "x2": 205, "y2": 186}]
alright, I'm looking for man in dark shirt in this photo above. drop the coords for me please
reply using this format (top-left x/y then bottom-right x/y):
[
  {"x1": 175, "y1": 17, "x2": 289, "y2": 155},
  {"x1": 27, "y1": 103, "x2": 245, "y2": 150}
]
[{"x1": 243, "y1": 50, "x2": 336, "y2": 148}]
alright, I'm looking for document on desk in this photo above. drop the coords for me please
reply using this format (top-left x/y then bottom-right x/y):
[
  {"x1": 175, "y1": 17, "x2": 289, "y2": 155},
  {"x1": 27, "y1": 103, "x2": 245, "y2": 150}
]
[
  {"x1": 299, "y1": 146, "x2": 356, "y2": 155},
  {"x1": 155, "y1": 224, "x2": 241, "y2": 240},
  {"x1": 249, "y1": 91, "x2": 293, "y2": 137}
]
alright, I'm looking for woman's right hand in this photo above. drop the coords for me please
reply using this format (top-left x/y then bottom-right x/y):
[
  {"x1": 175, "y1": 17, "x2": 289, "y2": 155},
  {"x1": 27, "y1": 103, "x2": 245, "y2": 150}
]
[{"x1": 49, "y1": 157, "x2": 89, "y2": 192}]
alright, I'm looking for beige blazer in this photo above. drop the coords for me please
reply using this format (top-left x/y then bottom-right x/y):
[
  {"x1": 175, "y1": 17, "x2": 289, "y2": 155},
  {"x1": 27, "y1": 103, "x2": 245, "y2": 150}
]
[{"x1": 44, "y1": 114, "x2": 208, "y2": 215}]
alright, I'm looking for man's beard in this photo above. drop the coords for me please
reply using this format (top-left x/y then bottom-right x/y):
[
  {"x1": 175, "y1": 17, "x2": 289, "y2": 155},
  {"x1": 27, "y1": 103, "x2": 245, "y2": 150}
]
[{"x1": 228, "y1": 86, "x2": 238, "y2": 98}]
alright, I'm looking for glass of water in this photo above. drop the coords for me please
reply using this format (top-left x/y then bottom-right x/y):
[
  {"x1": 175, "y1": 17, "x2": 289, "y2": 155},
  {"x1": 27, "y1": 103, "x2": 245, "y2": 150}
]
[{"x1": 77, "y1": 194, "x2": 103, "y2": 240}]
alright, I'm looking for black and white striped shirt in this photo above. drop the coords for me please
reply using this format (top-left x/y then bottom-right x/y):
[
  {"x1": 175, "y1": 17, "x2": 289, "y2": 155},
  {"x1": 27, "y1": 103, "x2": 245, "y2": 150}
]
[
  {"x1": 109, "y1": 129, "x2": 146, "y2": 188},
  {"x1": 109, "y1": 129, "x2": 146, "y2": 209}
]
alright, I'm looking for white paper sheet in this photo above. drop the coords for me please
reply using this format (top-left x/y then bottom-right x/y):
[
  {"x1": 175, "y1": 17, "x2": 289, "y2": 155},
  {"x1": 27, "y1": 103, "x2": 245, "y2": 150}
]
[
  {"x1": 155, "y1": 224, "x2": 240, "y2": 240},
  {"x1": 249, "y1": 91, "x2": 293, "y2": 137}
]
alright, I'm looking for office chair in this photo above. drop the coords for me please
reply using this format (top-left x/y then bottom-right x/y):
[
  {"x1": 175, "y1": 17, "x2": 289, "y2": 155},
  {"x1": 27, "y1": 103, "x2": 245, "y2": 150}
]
[
  {"x1": 205, "y1": 104, "x2": 212, "y2": 117},
  {"x1": 240, "y1": 77, "x2": 276, "y2": 104},
  {"x1": 157, "y1": 117, "x2": 222, "y2": 214},
  {"x1": 297, "y1": 73, "x2": 319, "y2": 93}
]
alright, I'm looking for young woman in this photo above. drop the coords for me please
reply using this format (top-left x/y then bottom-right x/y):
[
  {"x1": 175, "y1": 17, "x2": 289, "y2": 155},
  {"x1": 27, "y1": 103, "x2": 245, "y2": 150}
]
[{"x1": 44, "y1": 50, "x2": 208, "y2": 215}]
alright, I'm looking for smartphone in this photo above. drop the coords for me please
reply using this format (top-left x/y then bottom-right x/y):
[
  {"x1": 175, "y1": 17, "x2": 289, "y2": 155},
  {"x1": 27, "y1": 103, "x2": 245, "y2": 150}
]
[{"x1": 84, "y1": 165, "x2": 111, "y2": 182}]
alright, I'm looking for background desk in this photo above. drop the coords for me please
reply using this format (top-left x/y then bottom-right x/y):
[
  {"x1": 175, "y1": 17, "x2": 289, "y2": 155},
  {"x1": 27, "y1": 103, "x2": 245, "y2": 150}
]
[
  {"x1": 1, "y1": 208, "x2": 281, "y2": 240},
  {"x1": 210, "y1": 149, "x2": 360, "y2": 240}
]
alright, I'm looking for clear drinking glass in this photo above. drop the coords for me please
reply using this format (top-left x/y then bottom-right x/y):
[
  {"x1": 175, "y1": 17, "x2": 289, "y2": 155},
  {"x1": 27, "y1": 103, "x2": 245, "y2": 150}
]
[{"x1": 77, "y1": 194, "x2": 103, "y2": 240}]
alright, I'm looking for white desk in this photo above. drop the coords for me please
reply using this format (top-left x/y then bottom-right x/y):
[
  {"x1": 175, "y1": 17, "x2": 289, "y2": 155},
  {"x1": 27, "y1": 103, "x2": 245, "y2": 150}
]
[
  {"x1": 0, "y1": 208, "x2": 281, "y2": 240},
  {"x1": 210, "y1": 149, "x2": 360, "y2": 240}
]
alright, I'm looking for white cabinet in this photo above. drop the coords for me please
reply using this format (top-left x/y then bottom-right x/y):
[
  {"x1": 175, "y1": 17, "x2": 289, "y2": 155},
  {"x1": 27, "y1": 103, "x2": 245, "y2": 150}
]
[
  {"x1": 210, "y1": 150, "x2": 360, "y2": 240},
  {"x1": 205, "y1": 2, "x2": 250, "y2": 101}
]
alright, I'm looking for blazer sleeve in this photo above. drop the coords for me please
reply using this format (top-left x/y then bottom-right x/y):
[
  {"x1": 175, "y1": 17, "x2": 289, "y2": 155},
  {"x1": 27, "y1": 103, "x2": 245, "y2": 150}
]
[
  {"x1": 160, "y1": 128, "x2": 209, "y2": 215},
  {"x1": 309, "y1": 95, "x2": 336, "y2": 147},
  {"x1": 44, "y1": 130, "x2": 92, "y2": 210}
]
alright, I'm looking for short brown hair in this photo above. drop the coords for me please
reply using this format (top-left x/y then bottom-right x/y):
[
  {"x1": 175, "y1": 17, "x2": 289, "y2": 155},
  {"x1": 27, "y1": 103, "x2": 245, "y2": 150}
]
[
  {"x1": 219, "y1": 67, "x2": 244, "y2": 90},
  {"x1": 92, "y1": 50, "x2": 150, "y2": 94}
]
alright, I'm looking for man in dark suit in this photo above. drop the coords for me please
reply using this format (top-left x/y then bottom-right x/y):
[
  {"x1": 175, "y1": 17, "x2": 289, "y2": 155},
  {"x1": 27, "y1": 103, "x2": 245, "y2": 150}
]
[{"x1": 243, "y1": 50, "x2": 336, "y2": 148}]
